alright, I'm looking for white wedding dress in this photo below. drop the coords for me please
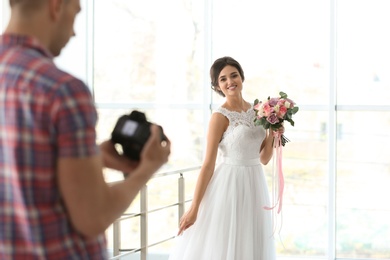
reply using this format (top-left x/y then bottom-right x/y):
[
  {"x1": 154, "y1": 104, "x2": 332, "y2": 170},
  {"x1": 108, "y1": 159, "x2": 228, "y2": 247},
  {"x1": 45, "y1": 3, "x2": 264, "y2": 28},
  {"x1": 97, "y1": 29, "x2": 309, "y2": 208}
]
[{"x1": 168, "y1": 106, "x2": 276, "y2": 260}]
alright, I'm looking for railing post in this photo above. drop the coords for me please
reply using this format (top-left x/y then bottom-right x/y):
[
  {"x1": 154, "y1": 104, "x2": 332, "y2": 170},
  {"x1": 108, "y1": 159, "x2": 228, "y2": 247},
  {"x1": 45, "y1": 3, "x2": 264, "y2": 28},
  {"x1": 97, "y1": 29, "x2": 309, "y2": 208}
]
[
  {"x1": 107, "y1": 166, "x2": 200, "y2": 260},
  {"x1": 178, "y1": 173, "x2": 185, "y2": 222},
  {"x1": 113, "y1": 221, "x2": 120, "y2": 256},
  {"x1": 140, "y1": 185, "x2": 148, "y2": 260}
]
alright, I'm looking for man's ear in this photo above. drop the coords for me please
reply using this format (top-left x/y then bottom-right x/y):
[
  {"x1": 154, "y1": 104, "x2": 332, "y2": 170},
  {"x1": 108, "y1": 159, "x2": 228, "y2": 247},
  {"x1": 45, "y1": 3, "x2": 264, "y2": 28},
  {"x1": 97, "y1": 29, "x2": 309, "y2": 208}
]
[{"x1": 48, "y1": 0, "x2": 64, "y2": 21}]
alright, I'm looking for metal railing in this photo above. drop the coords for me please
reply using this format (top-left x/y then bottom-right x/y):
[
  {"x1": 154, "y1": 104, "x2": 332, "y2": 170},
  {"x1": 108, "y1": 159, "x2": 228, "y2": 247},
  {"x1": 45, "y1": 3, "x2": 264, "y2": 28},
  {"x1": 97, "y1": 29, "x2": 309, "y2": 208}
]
[{"x1": 109, "y1": 166, "x2": 201, "y2": 260}]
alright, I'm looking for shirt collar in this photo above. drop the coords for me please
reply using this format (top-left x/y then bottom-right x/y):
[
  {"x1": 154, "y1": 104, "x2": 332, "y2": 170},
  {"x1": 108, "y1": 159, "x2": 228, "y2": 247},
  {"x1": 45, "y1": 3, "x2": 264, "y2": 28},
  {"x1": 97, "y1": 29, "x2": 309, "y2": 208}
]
[{"x1": 0, "y1": 33, "x2": 54, "y2": 59}]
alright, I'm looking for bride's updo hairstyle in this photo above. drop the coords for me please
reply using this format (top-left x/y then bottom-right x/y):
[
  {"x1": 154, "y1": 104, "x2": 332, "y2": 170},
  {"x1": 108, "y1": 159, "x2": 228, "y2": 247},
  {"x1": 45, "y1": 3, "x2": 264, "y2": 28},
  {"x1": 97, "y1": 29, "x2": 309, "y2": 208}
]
[{"x1": 210, "y1": 56, "x2": 245, "y2": 97}]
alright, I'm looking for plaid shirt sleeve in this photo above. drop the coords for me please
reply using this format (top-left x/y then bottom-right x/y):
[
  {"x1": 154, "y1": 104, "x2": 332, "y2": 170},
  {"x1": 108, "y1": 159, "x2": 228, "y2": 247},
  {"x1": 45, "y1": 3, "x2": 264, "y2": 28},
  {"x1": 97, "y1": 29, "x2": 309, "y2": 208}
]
[{"x1": 51, "y1": 76, "x2": 99, "y2": 158}]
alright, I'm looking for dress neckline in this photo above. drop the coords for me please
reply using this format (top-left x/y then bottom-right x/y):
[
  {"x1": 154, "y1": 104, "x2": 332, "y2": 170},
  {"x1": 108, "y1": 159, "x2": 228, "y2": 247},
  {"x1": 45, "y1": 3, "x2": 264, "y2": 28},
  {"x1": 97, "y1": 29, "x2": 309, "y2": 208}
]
[{"x1": 219, "y1": 105, "x2": 253, "y2": 114}]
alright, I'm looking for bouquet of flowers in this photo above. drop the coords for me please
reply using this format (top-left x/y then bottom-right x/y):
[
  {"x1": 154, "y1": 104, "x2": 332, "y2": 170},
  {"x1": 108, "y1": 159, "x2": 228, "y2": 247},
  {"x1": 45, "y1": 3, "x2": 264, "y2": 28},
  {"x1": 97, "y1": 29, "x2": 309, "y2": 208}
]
[
  {"x1": 253, "y1": 91, "x2": 299, "y2": 216},
  {"x1": 253, "y1": 91, "x2": 299, "y2": 146}
]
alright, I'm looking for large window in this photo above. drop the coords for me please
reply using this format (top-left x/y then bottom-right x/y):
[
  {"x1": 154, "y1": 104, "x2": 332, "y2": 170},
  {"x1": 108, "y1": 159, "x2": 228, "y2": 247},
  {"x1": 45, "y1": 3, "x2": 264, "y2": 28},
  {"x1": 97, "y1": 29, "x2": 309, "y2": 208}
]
[
  {"x1": 1, "y1": 0, "x2": 390, "y2": 259},
  {"x1": 92, "y1": 0, "x2": 208, "y2": 181},
  {"x1": 336, "y1": 0, "x2": 390, "y2": 258}
]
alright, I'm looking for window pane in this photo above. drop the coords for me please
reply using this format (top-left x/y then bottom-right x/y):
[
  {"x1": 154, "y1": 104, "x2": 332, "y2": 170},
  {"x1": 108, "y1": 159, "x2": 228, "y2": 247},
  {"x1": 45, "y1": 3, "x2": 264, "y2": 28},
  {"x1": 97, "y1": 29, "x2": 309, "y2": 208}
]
[
  {"x1": 212, "y1": 0, "x2": 329, "y2": 106},
  {"x1": 336, "y1": 111, "x2": 390, "y2": 258},
  {"x1": 262, "y1": 111, "x2": 328, "y2": 257},
  {"x1": 55, "y1": 0, "x2": 88, "y2": 82},
  {"x1": 337, "y1": 0, "x2": 390, "y2": 105},
  {"x1": 93, "y1": 0, "x2": 205, "y2": 104},
  {"x1": 1, "y1": 2, "x2": 10, "y2": 31}
]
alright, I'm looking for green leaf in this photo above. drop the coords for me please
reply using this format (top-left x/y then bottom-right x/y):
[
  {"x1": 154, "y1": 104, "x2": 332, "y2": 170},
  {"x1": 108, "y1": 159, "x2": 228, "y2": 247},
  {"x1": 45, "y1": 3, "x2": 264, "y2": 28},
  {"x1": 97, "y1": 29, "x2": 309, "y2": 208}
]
[
  {"x1": 274, "y1": 122, "x2": 283, "y2": 129},
  {"x1": 292, "y1": 107, "x2": 299, "y2": 114},
  {"x1": 279, "y1": 91, "x2": 287, "y2": 99},
  {"x1": 254, "y1": 99, "x2": 259, "y2": 105},
  {"x1": 285, "y1": 118, "x2": 295, "y2": 126}
]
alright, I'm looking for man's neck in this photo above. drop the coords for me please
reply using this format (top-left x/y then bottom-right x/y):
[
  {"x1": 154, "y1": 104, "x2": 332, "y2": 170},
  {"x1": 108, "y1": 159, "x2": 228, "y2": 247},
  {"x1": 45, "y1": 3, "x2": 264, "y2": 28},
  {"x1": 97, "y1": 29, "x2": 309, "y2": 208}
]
[{"x1": 5, "y1": 11, "x2": 51, "y2": 51}]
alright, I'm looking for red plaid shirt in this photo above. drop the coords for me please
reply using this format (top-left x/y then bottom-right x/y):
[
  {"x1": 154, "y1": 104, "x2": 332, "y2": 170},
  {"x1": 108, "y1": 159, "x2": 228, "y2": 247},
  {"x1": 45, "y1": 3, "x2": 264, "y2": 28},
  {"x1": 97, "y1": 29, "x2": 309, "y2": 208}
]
[{"x1": 0, "y1": 34, "x2": 107, "y2": 259}]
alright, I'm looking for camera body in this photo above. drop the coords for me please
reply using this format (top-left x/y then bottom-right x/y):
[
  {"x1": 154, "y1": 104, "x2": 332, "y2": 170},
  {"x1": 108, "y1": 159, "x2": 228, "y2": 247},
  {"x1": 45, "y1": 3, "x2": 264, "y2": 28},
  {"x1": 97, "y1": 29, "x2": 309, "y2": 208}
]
[{"x1": 111, "y1": 110, "x2": 167, "y2": 161}]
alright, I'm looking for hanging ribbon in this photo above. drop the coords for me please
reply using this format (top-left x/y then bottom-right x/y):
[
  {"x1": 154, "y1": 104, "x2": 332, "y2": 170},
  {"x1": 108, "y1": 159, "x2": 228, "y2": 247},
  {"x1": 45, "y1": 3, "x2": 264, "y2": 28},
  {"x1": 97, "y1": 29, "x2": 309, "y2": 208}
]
[{"x1": 264, "y1": 132, "x2": 284, "y2": 214}]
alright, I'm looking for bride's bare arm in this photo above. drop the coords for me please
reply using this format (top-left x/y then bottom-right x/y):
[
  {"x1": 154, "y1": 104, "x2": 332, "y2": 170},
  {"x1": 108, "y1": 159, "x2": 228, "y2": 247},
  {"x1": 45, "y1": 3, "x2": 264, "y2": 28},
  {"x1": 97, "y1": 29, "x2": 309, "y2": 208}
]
[{"x1": 177, "y1": 113, "x2": 227, "y2": 235}]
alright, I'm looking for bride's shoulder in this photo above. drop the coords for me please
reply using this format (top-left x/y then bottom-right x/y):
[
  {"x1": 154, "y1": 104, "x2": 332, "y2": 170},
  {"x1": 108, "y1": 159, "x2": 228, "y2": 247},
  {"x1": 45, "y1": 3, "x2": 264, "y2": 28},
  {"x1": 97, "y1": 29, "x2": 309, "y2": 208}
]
[{"x1": 213, "y1": 106, "x2": 230, "y2": 116}]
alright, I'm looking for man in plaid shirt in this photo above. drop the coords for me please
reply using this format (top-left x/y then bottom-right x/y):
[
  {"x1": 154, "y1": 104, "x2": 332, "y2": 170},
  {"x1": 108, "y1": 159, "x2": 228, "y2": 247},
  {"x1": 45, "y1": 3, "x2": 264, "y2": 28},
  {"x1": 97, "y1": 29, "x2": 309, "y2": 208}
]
[{"x1": 0, "y1": 0, "x2": 171, "y2": 259}]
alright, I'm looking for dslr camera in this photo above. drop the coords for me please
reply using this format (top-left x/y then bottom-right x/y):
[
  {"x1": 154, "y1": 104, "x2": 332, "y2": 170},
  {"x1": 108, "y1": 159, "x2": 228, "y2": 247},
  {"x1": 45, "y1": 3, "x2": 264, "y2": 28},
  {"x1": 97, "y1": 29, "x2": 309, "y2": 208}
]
[{"x1": 111, "y1": 110, "x2": 167, "y2": 161}]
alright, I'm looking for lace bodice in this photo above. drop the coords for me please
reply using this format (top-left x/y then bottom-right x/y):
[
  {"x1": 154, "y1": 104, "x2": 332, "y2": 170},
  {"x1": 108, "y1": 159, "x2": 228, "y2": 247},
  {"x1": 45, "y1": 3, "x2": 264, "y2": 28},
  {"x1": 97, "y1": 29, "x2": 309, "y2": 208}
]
[{"x1": 215, "y1": 106, "x2": 266, "y2": 161}]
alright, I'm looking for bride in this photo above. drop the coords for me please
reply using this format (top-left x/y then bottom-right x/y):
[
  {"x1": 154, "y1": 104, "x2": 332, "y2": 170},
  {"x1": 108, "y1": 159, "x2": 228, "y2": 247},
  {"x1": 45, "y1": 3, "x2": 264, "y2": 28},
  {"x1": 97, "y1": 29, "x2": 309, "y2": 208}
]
[{"x1": 168, "y1": 56, "x2": 283, "y2": 260}]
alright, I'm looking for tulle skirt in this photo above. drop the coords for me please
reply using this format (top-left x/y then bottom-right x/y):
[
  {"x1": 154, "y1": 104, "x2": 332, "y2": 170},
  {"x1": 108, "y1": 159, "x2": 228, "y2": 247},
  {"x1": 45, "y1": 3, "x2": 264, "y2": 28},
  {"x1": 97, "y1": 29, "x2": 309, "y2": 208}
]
[{"x1": 168, "y1": 159, "x2": 276, "y2": 260}]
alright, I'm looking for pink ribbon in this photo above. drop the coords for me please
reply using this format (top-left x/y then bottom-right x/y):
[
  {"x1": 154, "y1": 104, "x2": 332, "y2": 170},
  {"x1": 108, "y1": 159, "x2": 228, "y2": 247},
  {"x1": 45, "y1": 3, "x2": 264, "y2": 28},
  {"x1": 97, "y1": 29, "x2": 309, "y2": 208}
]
[{"x1": 264, "y1": 132, "x2": 284, "y2": 214}]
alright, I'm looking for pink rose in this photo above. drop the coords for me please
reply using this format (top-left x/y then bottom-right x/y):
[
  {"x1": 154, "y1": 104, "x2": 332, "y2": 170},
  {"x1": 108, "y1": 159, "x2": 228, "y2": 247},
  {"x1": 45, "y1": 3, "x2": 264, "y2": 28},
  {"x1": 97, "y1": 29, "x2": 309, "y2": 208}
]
[
  {"x1": 263, "y1": 104, "x2": 273, "y2": 117},
  {"x1": 277, "y1": 99, "x2": 286, "y2": 106},
  {"x1": 254, "y1": 102, "x2": 262, "y2": 111},
  {"x1": 267, "y1": 113, "x2": 279, "y2": 124},
  {"x1": 277, "y1": 105, "x2": 288, "y2": 118}
]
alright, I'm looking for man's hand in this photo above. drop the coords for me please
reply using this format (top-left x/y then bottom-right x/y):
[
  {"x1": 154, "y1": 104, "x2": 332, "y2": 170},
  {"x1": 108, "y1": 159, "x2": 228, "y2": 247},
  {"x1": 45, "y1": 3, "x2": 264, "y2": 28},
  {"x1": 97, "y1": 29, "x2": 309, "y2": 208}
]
[
  {"x1": 99, "y1": 140, "x2": 139, "y2": 174},
  {"x1": 139, "y1": 124, "x2": 171, "y2": 175}
]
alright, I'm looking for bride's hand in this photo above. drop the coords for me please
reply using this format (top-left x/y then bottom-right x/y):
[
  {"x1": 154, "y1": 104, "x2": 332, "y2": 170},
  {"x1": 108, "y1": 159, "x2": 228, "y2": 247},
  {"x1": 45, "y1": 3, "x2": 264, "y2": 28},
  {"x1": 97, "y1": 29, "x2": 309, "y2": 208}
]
[
  {"x1": 274, "y1": 125, "x2": 285, "y2": 135},
  {"x1": 177, "y1": 208, "x2": 198, "y2": 235},
  {"x1": 268, "y1": 125, "x2": 285, "y2": 139}
]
